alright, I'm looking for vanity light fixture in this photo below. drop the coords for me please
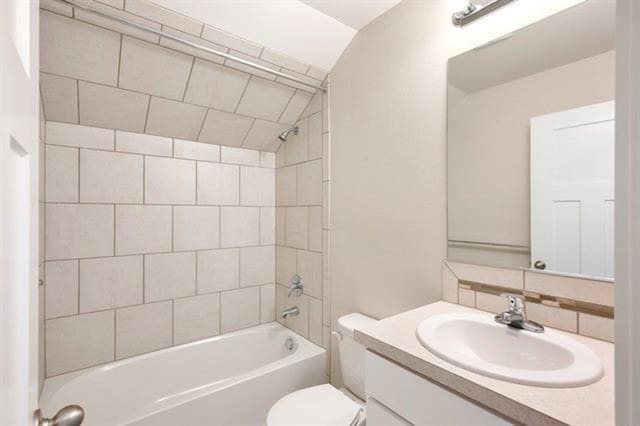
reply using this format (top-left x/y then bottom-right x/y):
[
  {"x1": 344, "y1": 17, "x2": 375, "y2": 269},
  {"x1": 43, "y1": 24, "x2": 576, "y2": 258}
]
[{"x1": 450, "y1": 0, "x2": 518, "y2": 27}]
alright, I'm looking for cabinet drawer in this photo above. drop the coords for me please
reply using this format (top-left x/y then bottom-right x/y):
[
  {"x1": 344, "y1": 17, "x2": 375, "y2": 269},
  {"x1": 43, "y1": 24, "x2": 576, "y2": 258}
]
[
  {"x1": 365, "y1": 351, "x2": 512, "y2": 426},
  {"x1": 366, "y1": 397, "x2": 412, "y2": 426}
]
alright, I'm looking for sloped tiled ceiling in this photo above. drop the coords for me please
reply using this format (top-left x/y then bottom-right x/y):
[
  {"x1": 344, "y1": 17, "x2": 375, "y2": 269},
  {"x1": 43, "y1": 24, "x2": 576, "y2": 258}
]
[{"x1": 39, "y1": 0, "x2": 327, "y2": 152}]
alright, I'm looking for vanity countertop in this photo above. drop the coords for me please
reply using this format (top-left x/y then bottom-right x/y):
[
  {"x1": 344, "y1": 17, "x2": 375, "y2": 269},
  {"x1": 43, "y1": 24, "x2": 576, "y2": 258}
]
[{"x1": 354, "y1": 301, "x2": 614, "y2": 425}]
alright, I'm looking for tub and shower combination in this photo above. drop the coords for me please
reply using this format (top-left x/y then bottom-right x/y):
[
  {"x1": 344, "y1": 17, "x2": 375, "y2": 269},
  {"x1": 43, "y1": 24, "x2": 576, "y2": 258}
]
[{"x1": 40, "y1": 323, "x2": 325, "y2": 425}]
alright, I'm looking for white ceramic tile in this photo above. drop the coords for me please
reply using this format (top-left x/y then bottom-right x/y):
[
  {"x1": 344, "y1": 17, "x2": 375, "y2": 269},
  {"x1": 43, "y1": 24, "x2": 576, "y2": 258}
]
[
  {"x1": 284, "y1": 120, "x2": 308, "y2": 165},
  {"x1": 115, "y1": 205, "x2": 172, "y2": 255},
  {"x1": 260, "y1": 49, "x2": 308, "y2": 74},
  {"x1": 308, "y1": 112, "x2": 322, "y2": 160},
  {"x1": 196, "y1": 162, "x2": 239, "y2": 205},
  {"x1": 145, "y1": 156, "x2": 195, "y2": 204},
  {"x1": 145, "y1": 251, "x2": 196, "y2": 302},
  {"x1": 116, "y1": 301, "x2": 172, "y2": 359},
  {"x1": 46, "y1": 310, "x2": 114, "y2": 376},
  {"x1": 297, "y1": 159, "x2": 322, "y2": 205},
  {"x1": 75, "y1": 1, "x2": 159, "y2": 43},
  {"x1": 80, "y1": 149, "x2": 143, "y2": 203},
  {"x1": 276, "y1": 166, "x2": 297, "y2": 206},
  {"x1": 116, "y1": 131, "x2": 172, "y2": 157},
  {"x1": 221, "y1": 207, "x2": 259, "y2": 247},
  {"x1": 41, "y1": 0, "x2": 73, "y2": 16},
  {"x1": 46, "y1": 204, "x2": 114, "y2": 260},
  {"x1": 221, "y1": 146, "x2": 261, "y2": 166},
  {"x1": 275, "y1": 284, "x2": 286, "y2": 326},
  {"x1": 285, "y1": 292, "x2": 308, "y2": 337},
  {"x1": 236, "y1": 77, "x2": 296, "y2": 121},
  {"x1": 300, "y1": 91, "x2": 322, "y2": 118},
  {"x1": 45, "y1": 145, "x2": 78, "y2": 203},
  {"x1": 285, "y1": 207, "x2": 308, "y2": 250},
  {"x1": 159, "y1": 26, "x2": 227, "y2": 64},
  {"x1": 173, "y1": 293, "x2": 220, "y2": 345},
  {"x1": 46, "y1": 122, "x2": 114, "y2": 150},
  {"x1": 221, "y1": 287, "x2": 260, "y2": 333},
  {"x1": 309, "y1": 297, "x2": 323, "y2": 345},
  {"x1": 475, "y1": 292, "x2": 507, "y2": 314},
  {"x1": 260, "y1": 284, "x2": 275, "y2": 323},
  {"x1": 201, "y1": 26, "x2": 262, "y2": 57},
  {"x1": 125, "y1": 0, "x2": 203, "y2": 36},
  {"x1": 40, "y1": 11, "x2": 120, "y2": 85},
  {"x1": 298, "y1": 250, "x2": 322, "y2": 299},
  {"x1": 174, "y1": 139, "x2": 220, "y2": 162},
  {"x1": 40, "y1": 73, "x2": 78, "y2": 124},
  {"x1": 276, "y1": 144, "x2": 286, "y2": 168},
  {"x1": 173, "y1": 206, "x2": 220, "y2": 251},
  {"x1": 96, "y1": 0, "x2": 124, "y2": 8},
  {"x1": 307, "y1": 206, "x2": 322, "y2": 253},
  {"x1": 240, "y1": 246, "x2": 275, "y2": 286},
  {"x1": 322, "y1": 182, "x2": 330, "y2": 229},
  {"x1": 79, "y1": 256, "x2": 143, "y2": 313},
  {"x1": 240, "y1": 167, "x2": 274, "y2": 206},
  {"x1": 145, "y1": 97, "x2": 207, "y2": 140},
  {"x1": 197, "y1": 249, "x2": 239, "y2": 293},
  {"x1": 307, "y1": 66, "x2": 329, "y2": 81},
  {"x1": 198, "y1": 109, "x2": 253, "y2": 147},
  {"x1": 279, "y1": 91, "x2": 313, "y2": 125},
  {"x1": 526, "y1": 302, "x2": 578, "y2": 333},
  {"x1": 119, "y1": 36, "x2": 193, "y2": 100},
  {"x1": 223, "y1": 50, "x2": 280, "y2": 81},
  {"x1": 322, "y1": 133, "x2": 330, "y2": 181},
  {"x1": 442, "y1": 262, "x2": 459, "y2": 303},
  {"x1": 260, "y1": 152, "x2": 276, "y2": 168},
  {"x1": 45, "y1": 260, "x2": 78, "y2": 319},
  {"x1": 78, "y1": 81, "x2": 149, "y2": 132},
  {"x1": 578, "y1": 313, "x2": 614, "y2": 342},
  {"x1": 242, "y1": 120, "x2": 288, "y2": 152},
  {"x1": 275, "y1": 207, "x2": 285, "y2": 246},
  {"x1": 524, "y1": 271, "x2": 613, "y2": 306},
  {"x1": 447, "y1": 261, "x2": 524, "y2": 290},
  {"x1": 276, "y1": 246, "x2": 296, "y2": 285},
  {"x1": 458, "y1": 288, "x2": 476, "y2": 307},
  {"x1": 260, "y1": 207, "x2": 275, "y2": 245},
  {"x1": 184, "y1": 58, "x2": 250, "y2": 111}
]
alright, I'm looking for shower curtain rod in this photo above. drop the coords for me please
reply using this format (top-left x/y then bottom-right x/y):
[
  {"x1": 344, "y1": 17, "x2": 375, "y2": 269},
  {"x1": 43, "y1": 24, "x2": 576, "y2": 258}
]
[{"x1": 54, "y1": 0, "x2": 328, "y2": 92}]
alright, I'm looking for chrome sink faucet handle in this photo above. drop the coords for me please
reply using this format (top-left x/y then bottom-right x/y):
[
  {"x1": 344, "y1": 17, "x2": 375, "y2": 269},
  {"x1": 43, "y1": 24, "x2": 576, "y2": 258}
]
[
  {"x1": 287, "y1": 274, "x2": 304, "y2": 298},
  {"x1": 495, "y1": 295, "x2": 545, "y2": 333}
]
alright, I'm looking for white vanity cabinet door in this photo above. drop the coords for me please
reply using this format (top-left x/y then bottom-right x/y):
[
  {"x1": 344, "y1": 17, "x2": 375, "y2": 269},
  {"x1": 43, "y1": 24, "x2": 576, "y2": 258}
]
[
  {"x1": 366, "y1": 397, "x2": 412, "y2": 426},
  {"x1": 365, "y1": 351, "x2": 513, "y2": 426}
]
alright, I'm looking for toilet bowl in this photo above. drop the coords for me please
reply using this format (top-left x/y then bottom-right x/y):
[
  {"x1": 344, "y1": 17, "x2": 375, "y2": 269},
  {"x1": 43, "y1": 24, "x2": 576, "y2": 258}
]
[{"x1": 267, "y1": 313, "x2": 376, "y2": 426}]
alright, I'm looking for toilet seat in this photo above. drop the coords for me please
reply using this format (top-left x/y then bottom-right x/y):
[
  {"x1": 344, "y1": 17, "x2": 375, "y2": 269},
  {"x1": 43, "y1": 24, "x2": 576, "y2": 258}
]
[{"x1": 266, "y1": 384, "x2": 363, "y2": 426}]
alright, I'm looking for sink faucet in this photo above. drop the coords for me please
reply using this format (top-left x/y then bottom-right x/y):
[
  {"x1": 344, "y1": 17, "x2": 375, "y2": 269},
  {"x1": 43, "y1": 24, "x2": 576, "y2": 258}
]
[
  {"x1": 282, "y1": 306, "x2": 299, "y2": 319},
  {"x1": 495, "y1": 295, "x2": 544, "y2": 333}
]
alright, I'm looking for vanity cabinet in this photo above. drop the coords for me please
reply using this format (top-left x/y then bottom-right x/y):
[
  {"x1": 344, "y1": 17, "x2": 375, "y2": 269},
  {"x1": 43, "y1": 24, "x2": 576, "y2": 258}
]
[{"x1": 365, "y1": 351, "x2": 513, "y2": 426}]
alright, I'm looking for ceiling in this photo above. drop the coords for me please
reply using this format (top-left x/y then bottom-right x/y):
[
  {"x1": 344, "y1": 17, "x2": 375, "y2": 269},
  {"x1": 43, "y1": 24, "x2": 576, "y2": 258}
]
[
  {"x1": 449, "y1": 0, "x2": 615, "y2": 94},
  {"x1": 149, "y1": 0, "x2": 403, "y2": 70}
]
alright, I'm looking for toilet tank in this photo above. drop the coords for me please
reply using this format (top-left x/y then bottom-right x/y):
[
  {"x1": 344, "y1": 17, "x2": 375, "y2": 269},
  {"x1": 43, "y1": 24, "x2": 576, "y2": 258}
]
[{"x1": 336, "y1": 313, "x2": 377, "y2": 400}]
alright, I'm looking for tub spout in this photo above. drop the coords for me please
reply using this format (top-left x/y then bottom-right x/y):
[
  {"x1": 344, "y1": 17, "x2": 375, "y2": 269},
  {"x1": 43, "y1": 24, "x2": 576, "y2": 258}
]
[{"x1": 281, "y1": 307, "x2": 299, "y2": 319}]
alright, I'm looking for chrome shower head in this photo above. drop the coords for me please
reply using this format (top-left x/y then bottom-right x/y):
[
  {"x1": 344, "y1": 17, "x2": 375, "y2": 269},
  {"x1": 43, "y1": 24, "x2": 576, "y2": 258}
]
[{"x1": 278, "y1": 126, "x2": 299, "y2": 142}]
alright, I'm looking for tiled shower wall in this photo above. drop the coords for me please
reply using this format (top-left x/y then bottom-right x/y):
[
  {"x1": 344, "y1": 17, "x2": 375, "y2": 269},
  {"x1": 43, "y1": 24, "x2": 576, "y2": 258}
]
[
  {"x1": 274, "y1": 84, "x2": 331, "y2": 379},
  {"x1": 43, "y1": 121, "x2": 276, "y2": 377}
]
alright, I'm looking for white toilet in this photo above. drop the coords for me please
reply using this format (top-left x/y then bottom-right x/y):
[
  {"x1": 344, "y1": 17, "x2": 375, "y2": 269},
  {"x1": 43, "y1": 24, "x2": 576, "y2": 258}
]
[{"x1": 267, "y1": 313, "x2": 377, "y2": 426}]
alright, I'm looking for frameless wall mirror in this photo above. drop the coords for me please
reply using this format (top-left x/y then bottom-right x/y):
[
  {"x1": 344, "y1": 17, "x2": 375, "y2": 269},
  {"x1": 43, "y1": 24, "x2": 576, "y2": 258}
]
[{"x1": 447, "y1": 0, "x2": 616, "y2": 280}]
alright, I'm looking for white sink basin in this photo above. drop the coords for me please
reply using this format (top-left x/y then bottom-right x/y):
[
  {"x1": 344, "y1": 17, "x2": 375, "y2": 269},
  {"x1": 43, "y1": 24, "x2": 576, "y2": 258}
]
[{"x1": 416, "y1": 313, "x2": 603, "y2": 388}]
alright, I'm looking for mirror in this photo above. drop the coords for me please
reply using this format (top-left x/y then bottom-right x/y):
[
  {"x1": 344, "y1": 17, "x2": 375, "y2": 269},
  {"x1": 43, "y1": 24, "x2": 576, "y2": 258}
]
[{"x1": 447, "y1": 0, "x2": 615, "y2": 279}]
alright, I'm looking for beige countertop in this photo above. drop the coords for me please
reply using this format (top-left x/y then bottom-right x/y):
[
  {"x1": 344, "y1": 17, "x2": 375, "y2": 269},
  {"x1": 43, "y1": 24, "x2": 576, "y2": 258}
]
[{"x1": 354, "y1": 301, "x2": 614, "y2": 425}]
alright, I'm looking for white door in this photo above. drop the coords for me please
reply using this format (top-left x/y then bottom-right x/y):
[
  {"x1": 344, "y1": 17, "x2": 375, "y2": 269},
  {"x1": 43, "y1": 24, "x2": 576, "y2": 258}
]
[
  {"x1": 531, "y1": 101, "x2": 615, "y2": 278},
  {"x1": 1, "y1": 0, "x2": 41, "y2": 425}
]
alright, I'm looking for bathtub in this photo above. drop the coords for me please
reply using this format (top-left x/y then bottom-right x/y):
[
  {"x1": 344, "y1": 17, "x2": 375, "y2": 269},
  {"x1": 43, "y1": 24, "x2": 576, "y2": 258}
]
[{"x1": 40, "y1": 322, "x2": 326, "y2": 426}]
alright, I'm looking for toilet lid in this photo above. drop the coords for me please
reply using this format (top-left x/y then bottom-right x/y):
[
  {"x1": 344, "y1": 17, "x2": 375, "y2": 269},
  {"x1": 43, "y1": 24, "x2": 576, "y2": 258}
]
[{"x1": 267, "y1": 384, "x2": 362, "y2": 426}]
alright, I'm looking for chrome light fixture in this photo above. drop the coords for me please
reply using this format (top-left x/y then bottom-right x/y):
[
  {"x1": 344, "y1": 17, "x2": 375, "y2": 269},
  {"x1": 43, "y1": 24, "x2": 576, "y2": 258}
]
[{"x1": 450, "y1": 0, "x2": 518, "y2": 27}]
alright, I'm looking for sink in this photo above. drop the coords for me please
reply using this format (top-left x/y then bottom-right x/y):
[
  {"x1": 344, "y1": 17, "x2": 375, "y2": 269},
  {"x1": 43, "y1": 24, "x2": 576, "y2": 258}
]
[{"x1": 416, "y1": 313, "x2": 603, "y2": 387}]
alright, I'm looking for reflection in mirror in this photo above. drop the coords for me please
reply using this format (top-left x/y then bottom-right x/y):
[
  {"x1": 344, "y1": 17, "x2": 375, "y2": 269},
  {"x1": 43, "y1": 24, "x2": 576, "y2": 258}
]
[{"x1": 447, "y1": 0, "x2": 615, "y2": 279}]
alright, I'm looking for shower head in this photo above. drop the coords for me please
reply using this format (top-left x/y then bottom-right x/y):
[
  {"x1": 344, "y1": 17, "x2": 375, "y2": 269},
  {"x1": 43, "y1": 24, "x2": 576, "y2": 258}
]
[{"x1": 278, "y1": 126, "x2": 299, "y2": 142}]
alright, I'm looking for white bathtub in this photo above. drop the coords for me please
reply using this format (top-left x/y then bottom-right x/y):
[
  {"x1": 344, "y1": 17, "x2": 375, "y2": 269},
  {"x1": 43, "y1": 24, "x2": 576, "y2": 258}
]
[{"x1": 40, "y1": 322, "x2": 326, "y2": 426}]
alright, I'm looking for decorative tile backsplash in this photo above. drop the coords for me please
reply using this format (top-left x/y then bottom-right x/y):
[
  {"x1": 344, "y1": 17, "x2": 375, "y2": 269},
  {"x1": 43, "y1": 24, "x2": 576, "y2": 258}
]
[
  {"x1": 39, "y1": 0, "x2": 328, "y2": 151},
  {"x1": 43, "y1": 122, "x2": 277, "y2": 377},
  {"x1": 442, "y1": 260, "x2": 614, "y2": 342}
]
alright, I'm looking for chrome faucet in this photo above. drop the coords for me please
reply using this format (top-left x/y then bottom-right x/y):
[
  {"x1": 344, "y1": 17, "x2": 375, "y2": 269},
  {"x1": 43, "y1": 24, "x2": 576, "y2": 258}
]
[
  {"x1": 281, "y1": 306, "x2": 299, "y2": 319},
  {"x1": 287, "y1": 274, "x2": 304, "y2": 298},
  {"x1": 494, "y1": 295, "x2": 544, "y2": 333}
]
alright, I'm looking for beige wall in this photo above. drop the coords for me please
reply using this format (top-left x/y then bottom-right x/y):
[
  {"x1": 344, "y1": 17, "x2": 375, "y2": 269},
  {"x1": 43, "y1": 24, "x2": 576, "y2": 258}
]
[
  {"x1": 329, "y1": 0, "x2": 588, "y2": 383},
  {"x1": 448, "y1": 51, "x2": 615, "y2": 266}
]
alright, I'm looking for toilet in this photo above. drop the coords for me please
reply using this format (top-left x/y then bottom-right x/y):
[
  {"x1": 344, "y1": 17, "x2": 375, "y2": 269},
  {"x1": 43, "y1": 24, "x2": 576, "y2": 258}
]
[{"x1": 267, "y1": 313, "x2": 377, "y2": 426}]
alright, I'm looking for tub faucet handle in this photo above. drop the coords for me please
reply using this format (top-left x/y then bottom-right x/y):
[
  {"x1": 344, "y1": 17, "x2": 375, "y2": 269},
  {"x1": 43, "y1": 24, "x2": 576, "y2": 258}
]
[{"x1": 288, "y1": 274, "x2": 304, "y2": 298}]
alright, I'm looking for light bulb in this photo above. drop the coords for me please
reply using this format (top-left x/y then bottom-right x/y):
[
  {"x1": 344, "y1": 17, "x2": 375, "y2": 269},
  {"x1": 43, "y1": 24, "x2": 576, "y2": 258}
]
[{"x1": 447, "y1": 0, "x2": 473, "y2": 13}]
